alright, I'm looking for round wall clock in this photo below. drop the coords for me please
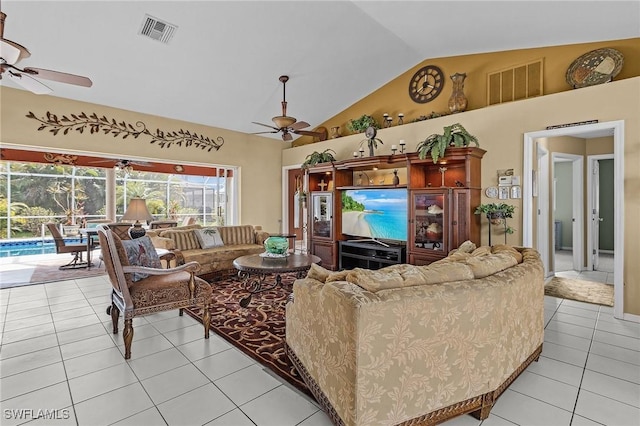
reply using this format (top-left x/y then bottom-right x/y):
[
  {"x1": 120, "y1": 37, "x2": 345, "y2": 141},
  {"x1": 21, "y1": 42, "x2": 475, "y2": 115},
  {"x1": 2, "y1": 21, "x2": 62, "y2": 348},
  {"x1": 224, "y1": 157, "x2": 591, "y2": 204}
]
[
  {"x1": 409, "y1": 65, "x2": 444, "y2": 103},
  {"x1": 485, "y1": 186, "x2": 498, "y2": 198}
]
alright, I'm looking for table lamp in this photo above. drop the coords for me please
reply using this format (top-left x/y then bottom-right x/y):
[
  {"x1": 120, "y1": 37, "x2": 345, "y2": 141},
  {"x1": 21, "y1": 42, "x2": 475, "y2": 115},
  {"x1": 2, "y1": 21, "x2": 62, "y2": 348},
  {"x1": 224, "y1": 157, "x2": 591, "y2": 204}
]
[{"x1": 121, "y1": 198, "x2": 153, "y2": 239}]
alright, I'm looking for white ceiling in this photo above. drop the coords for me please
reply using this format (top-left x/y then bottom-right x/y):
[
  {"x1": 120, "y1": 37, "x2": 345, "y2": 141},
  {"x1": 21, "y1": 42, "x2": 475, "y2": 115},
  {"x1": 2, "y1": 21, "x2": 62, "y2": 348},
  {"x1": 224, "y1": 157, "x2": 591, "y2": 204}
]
[{"x1": 2, "y1": 1, "x2": 638, "y2": 141}]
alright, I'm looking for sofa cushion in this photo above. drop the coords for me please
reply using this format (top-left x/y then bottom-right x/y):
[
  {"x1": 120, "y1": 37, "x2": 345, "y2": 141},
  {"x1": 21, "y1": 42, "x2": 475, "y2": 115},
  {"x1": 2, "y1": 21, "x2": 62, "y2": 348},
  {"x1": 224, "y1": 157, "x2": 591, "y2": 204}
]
[
  {"x1": 121, "y1": 236, "x2": 161, "y2": 282},
  {"x1": 465, "y1": 252, "x2": 518, "y2": 278},
  {"x1": 306, "y1": 263, "x2": 350, "y2": 283},
  {"x1": 160, "y1": 229, "x2": 201, "y2": 251},
  {"x1": 492, "y1": 244, "x2": 523, "y2": 264},
  {"x1": 346, "y1": 268, "x2": 404, "y2": 293},
  {"x1": 218, "y1": 225, "x2": 256, "y2": 245},
  {"x1": 195, "y1": 227, "x2": 224, "y2": 249},
  {"x1": 418, "y1": 262, "x2": 474, "y2": 284}
]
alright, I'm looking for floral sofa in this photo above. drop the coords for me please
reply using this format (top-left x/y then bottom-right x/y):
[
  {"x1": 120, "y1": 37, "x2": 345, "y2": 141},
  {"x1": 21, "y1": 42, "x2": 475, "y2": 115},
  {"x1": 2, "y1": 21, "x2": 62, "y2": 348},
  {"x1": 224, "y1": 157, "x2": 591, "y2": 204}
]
[
  {"x1": 285, "y1": 244, "x2": 544, "y2": 426},
  {"x1": 147, "y1": 224, "x2": 269, "y2": 279}
]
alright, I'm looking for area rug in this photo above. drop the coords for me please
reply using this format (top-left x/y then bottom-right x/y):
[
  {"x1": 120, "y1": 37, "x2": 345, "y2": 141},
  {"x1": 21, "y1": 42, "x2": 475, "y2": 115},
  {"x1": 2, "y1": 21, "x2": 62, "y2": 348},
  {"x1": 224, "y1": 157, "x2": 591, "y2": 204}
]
[
  {"x1": 184, "y1": 273, "x2": 311, "y2": 397},
  {"x1": 30, "y1": 262, "x2": 106, "y2": 284},
  {"x1": 545, "y1": 276, "x2": 614, "y2": 306}
]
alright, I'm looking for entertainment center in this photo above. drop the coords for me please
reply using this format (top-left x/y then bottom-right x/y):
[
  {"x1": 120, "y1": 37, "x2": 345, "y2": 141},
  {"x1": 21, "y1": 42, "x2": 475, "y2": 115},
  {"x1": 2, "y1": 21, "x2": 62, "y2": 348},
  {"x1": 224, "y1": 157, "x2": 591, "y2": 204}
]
[{"x1": 305, "y1": 147, "x2": 485, "y2": 270}]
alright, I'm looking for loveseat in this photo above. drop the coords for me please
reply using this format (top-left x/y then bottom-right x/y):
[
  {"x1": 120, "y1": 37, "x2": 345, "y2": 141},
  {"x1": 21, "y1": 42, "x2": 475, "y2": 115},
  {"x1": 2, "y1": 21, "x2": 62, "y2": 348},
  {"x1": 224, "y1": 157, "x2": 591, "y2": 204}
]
[
  {"x1": 147, "y1": 224, "x2": 269, "y2": 279},
  {"x1": 285, "y1": 245, "x2": 544, "y2": 426}
]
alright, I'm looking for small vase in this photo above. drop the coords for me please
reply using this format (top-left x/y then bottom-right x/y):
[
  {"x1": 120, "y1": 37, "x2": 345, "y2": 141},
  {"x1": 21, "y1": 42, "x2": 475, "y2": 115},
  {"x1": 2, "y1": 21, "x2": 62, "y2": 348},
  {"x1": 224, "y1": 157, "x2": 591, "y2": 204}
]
[
  {"x1": 448, "y1": 72, "x2": 468, "y2": 113},
  {"x1": 392, "y1": 170, "x2": 400, "y2": 186},
  {"x1": 330, "y1": 126, "x2": 341, "y2": 139}
]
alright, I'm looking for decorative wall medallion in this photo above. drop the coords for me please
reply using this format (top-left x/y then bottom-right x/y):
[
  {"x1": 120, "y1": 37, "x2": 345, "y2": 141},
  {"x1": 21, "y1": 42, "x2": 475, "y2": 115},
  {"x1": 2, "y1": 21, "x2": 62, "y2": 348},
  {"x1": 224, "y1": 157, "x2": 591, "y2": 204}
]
[
  {"x1": 43, "y1": 153, "x2": 78, "y2": 165},
  {"x1": 566, "y1": 48, "x2": 624, "y2": 89},
  {"x1": 26, "y1": 111, "x2": 225, "y2": 152}
]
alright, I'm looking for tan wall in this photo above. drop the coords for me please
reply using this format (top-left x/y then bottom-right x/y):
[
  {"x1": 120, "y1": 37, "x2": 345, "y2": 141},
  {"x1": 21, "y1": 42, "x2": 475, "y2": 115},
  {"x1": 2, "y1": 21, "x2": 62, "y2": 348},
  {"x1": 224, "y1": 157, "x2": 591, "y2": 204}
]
[
  {"x1": 0, "y1": 87, "x2": 285, "y2": 233},
  {"x1": 283, "y1": 77, "x2": 640, "y2": 315},
  {"x1": 296, "y1": 38, "x2": 640, "y2": 146},
  {"x1": 586, "y1": 137, "x2": 615, "y2": 155}
]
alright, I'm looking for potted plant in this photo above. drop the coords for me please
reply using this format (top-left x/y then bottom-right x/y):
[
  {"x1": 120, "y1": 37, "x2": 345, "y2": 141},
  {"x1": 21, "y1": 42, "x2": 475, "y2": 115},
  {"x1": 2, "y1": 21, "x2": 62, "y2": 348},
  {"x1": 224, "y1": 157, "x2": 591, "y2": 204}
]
[
  {"x1": 475, "y1": 202, "x2": 515, "y2": 245},
  {"x1": 346, "y1": 114, "x2": 380, "y2": 134},
  {"x1": 416, "y1": 123, "x2": 479, "y2": 163},
  {"x1": 301, "y1": 149, "x2": 336, "y2": 170}
]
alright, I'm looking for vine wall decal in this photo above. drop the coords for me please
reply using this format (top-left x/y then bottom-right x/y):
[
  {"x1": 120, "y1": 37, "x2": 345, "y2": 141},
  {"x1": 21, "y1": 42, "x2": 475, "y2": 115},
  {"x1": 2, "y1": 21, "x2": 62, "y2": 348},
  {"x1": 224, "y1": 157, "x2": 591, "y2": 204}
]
[{"x1": 26, "y1": 111, "x2": 225, "y2": 152}]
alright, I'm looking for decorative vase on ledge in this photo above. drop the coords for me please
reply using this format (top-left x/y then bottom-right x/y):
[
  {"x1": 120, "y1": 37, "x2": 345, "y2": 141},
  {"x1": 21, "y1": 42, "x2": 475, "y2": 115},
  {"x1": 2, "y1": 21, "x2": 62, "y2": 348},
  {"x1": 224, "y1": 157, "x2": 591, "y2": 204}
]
[{"x1": 448, "y1": 72, "x2": 468, "y2": 113}]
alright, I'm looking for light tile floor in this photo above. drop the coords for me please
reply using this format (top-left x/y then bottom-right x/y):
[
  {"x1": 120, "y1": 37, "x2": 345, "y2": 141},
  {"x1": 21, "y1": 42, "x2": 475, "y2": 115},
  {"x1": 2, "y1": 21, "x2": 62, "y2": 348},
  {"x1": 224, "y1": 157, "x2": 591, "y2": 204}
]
[
  {"x1": 555, "y1": 250, "x2": 615, "y2": 284},
  {"x1": 1, "y1": 275, "x2": 638, "y2": 426}
]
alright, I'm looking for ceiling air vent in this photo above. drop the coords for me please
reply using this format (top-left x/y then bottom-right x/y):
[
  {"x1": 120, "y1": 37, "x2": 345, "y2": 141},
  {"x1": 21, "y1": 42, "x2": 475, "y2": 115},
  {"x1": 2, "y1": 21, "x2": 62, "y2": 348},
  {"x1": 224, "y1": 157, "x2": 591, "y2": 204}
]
[{"x1": 139, "y1": 14, "x2": 177, "y2": 44}]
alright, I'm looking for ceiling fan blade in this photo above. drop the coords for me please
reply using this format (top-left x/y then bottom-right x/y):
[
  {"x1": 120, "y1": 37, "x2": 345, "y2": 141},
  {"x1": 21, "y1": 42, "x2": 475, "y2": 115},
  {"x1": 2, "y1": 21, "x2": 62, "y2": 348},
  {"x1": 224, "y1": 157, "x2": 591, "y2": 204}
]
[
  {"x1": 289, "y1": 121, "x2": 310, "y2": 131},
  {"x1": 282, "y1": 132, "x2": 293, "y2": 142},
  {"x1": 251, "y1": 131, "x2": 279, "y2": 135},
  {"x1": 0, "y1": 39, "x2": 23, "y2": 65},
  {"x1": 252, "y1": 121, "x2": 280, "y2": 131},
  {"x1": 7, "y1": 70, "x2": 52, "y2": 94},
  {"x1": 23, "y1": 67, "x2": 92, "y2": 87}
]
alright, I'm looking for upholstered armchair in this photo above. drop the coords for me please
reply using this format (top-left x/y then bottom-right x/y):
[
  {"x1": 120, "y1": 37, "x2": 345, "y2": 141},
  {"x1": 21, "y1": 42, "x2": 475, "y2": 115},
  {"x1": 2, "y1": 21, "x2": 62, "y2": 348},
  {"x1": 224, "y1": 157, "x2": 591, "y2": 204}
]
[{"x1": 97, "y1": 225, "x2": 213, "y2": 359}]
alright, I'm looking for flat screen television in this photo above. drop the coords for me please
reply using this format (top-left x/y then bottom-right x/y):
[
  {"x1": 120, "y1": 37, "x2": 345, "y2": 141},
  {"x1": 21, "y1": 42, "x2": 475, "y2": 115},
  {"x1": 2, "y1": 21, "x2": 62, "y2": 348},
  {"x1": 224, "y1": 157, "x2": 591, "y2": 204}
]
[{"x1": 341, "y1": 188, "x2": 408, "y2": 242}]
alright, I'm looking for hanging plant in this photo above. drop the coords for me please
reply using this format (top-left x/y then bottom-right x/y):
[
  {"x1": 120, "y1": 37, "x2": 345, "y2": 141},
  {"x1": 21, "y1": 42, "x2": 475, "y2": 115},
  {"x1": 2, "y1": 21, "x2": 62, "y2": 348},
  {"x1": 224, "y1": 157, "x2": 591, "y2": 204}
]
[{"x1": 416, "y1": 123, "x2": 479, "y2": 163}]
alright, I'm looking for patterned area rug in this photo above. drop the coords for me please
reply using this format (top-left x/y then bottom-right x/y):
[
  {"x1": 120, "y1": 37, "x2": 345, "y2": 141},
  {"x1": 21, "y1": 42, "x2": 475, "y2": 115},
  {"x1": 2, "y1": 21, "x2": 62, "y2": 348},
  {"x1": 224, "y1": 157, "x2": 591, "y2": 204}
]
[
  {"x1": 184, "y1": 273, "x2": 311, "y2": 397},
  {"x1": 545, "y1": 276, "x2": 614, "y2": 306}
]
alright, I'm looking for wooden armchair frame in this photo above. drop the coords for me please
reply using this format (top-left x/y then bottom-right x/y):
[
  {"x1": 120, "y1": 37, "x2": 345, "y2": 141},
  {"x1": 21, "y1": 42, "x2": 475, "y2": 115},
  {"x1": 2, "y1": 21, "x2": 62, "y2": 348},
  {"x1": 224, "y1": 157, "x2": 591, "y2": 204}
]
[{"x1": 97, "y1": 225, "x2": 212, "y2": 359}]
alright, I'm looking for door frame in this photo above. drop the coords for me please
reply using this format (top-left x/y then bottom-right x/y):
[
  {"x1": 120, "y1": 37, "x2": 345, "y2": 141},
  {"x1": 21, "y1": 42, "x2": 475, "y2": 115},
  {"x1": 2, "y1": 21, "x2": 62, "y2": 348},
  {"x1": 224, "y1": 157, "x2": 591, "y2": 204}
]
[
  {"x1": 537, "y1": 145, "x2": 550, "y2": 277},
  {"x1": 587, "y1": 154, "x2": 614, "y2": 271},
  {"x1": 523, "y1": 120, "x2": 625, "y2": 319}
]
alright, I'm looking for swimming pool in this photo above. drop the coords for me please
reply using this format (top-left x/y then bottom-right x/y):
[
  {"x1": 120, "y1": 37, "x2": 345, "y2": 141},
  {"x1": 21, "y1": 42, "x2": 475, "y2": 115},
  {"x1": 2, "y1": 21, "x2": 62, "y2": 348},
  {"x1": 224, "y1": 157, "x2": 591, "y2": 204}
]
[{"x1": 0, "y1": 238, "x2": 84, "y2": 257}]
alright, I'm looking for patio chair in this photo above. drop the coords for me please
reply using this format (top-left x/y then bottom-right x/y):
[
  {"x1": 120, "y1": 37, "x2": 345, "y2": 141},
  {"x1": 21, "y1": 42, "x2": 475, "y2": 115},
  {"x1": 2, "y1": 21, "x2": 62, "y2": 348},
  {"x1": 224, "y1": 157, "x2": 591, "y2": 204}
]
[
  {"x1": 149, "y1": 220, "x2": 178, "y2": 229},
  {"x1": 106, "y1": 222, "x2": 134, "y2": 240},
  {"x1": 46, "y1": 223, "x2": 91, "y2": 270},
  {"x1": 97, "y1": 225, "x2": 212, "y2": 359}
]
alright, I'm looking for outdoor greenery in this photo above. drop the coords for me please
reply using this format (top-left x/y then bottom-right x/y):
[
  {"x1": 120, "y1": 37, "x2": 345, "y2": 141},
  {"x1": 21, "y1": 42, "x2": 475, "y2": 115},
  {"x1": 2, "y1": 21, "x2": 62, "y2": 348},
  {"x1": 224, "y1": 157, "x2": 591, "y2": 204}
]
[
  {"x1": 416, "y1": 123, "x2": 479, "y2": 163},
  {"x1": 0, "y1": 161, "x2": 230, "y2": 239}
]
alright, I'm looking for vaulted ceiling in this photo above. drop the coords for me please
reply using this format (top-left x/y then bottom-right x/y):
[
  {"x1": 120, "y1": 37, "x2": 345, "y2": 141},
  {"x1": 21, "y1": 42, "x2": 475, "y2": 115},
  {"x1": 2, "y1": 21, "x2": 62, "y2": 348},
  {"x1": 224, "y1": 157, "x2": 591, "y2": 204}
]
[{"x1": 1, "y1": 1, "x2": 638, "y2": 141}]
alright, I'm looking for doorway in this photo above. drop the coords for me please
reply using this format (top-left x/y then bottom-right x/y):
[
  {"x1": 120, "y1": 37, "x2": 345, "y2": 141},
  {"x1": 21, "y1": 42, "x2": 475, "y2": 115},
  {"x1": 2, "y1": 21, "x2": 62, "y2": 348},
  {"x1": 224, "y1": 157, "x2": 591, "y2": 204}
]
[
  {"x1": 523, "y1": 120, "x2": 625, "y2": 319},
  {"x1": 551, "y1": 153, "x2": 583, "y2": 276}
]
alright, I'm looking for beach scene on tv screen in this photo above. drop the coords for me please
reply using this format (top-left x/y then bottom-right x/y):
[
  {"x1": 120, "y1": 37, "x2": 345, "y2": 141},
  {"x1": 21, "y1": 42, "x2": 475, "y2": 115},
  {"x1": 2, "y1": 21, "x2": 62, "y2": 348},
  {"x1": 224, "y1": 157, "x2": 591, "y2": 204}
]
[{"x1": 342, "y1": 189, "x2": 407, "y2": 241}]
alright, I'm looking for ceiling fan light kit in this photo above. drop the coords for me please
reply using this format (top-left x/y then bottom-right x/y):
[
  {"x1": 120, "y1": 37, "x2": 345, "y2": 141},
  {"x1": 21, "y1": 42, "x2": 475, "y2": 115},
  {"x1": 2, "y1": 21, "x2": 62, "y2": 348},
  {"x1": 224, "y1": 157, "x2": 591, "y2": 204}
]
[
  {"x1": 0, "y1": 10, "x2": 93, "y2": 94},
  {"x1": 252, "y1": 75, "x2": 326, "y2": 142}
]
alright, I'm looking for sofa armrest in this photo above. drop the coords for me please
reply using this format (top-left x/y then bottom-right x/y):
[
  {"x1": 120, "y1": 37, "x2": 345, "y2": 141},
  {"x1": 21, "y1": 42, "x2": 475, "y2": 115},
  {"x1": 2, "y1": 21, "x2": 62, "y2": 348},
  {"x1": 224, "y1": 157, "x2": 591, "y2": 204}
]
[{"x1": 255, "y1": 230, "x2": 270, "y2": 246}]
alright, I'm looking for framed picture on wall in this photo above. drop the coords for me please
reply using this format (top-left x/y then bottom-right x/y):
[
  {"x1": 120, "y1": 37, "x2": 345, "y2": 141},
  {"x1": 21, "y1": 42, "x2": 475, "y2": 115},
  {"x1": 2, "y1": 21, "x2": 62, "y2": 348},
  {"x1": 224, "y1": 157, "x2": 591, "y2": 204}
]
[
  {"x1": 511, "y1": 185, "x2": 522, "y2": 199},
  {"x1": 499, "y1": 186, "x2": 509, "y2": 199}
]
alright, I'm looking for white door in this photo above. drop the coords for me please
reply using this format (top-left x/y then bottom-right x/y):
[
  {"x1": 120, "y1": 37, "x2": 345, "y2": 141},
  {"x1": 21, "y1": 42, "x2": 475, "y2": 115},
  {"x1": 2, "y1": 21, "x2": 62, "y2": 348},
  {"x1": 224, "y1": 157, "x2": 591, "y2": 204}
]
[{"x1": 591, "y1": 161, "x2": 601, "y2": 270}]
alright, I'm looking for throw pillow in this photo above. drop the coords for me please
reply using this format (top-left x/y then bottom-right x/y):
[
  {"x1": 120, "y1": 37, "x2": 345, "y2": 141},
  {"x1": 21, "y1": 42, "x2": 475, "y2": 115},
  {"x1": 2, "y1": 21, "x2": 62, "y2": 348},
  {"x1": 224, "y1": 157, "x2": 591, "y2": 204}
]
[
  {"x1": 121, "y1": 236, "x2": 161, "y2": 282},
  {"x1": 195, "y1": 227, "x2": 224, "y2": 249},
  {"x1": 492, "y1": 244, "x2": 523, "y2": 264},
  {"x1": 161, "y1": 229, "x2": 201, "y2": 251},
  {"x1": 307, "y1": 263, "x2": 331, "y2": 282}
]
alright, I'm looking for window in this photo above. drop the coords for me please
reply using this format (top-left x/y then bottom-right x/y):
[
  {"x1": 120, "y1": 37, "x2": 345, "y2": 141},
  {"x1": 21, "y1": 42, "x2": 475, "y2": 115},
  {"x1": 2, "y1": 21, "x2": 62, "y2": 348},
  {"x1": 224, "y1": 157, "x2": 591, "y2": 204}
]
[{"x1": 0, "y1": 161, "x2": 237, "y2": 239}]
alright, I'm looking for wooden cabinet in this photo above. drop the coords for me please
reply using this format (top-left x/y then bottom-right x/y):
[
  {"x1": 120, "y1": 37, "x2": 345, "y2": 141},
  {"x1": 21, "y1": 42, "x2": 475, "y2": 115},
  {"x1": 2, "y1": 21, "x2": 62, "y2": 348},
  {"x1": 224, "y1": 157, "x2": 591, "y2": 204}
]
[
  {"x1": 305, "y1": 147, "x2": 484, "y2": 269},
  {"x1": 409, "y1": 188, "x2": 480, "y2": 265}
]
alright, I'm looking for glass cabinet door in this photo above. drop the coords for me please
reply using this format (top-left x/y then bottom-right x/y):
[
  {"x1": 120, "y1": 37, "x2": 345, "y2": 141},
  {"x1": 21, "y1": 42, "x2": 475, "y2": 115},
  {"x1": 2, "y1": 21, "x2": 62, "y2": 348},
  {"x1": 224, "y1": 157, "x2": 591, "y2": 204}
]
[
  {"x1": 412, "y1": 190, "x2": 447, "y2": 252},
  {"x1": 311, "y1": 192, "x2": 333, "y2": 239}
]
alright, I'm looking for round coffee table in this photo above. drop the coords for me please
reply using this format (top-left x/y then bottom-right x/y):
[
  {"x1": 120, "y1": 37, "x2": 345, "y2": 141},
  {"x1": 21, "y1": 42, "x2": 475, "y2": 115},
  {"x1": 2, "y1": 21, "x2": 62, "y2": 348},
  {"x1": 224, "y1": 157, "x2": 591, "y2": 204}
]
[{"x1": 233, "y1": 253, "x2": 321, "y2": 307}]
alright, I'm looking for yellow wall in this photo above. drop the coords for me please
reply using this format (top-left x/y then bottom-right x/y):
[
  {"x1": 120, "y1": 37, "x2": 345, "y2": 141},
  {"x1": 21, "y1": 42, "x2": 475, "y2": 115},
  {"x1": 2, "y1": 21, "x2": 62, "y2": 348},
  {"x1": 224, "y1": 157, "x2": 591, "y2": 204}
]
[
  {"x1": 296, "y1": 38, "x2": 640, "y2": 146},
  {"x1": 283, "y1": 77, "x2": 640, "y2": 315},
  {"x1": 0, "y1": 87, "x2": 285, "y2": 233}
]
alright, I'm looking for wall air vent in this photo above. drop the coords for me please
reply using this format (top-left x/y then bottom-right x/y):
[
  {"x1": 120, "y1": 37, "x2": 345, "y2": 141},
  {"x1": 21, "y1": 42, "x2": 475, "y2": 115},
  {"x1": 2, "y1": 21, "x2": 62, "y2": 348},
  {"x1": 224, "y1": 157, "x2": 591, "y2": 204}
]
[{"x1": 139, "y1": 14, "x2": 177, "y2": 44}]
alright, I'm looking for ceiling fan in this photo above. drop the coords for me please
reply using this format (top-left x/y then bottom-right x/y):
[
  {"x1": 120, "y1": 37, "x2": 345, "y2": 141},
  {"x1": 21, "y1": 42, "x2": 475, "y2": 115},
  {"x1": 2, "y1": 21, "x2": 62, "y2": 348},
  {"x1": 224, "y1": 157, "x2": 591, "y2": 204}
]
[
  {"x1": 252, "y1": 75, "x2": 326, "y2": 142},
  {"x1": 0, "y1": 10, "x2": 92, "y2": 95},
  {"x1": 89, "y1": 159, "x2": 152, "y2": 173}
]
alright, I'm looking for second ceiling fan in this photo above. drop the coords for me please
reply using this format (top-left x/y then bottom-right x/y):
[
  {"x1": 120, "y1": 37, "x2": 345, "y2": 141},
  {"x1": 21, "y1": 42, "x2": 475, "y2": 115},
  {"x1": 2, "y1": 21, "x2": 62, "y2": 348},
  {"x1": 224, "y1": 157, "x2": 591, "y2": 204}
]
[{"x1": 252, "y1": 75, "x2": 325, "y2": 142}]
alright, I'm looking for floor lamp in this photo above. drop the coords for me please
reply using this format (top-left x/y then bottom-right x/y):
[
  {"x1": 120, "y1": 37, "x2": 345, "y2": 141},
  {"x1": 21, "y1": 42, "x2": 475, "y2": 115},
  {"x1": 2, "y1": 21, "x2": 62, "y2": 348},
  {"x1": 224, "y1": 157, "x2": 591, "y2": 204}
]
[{"x1": 122, "y1": 198, "x2": 153, "y2": 239}]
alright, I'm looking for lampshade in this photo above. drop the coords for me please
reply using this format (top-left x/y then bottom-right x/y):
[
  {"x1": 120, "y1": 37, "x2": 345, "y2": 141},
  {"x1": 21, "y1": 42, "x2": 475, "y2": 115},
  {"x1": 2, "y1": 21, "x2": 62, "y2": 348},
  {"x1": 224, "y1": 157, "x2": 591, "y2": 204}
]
[{"x1": 122, "y1": 198, "x2": 153, "y2": 238}]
